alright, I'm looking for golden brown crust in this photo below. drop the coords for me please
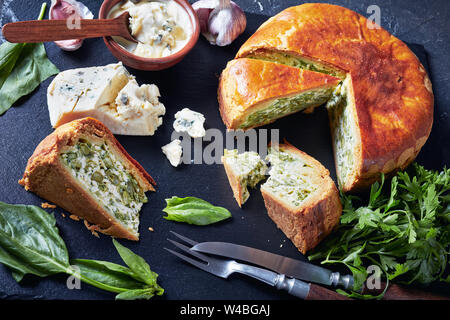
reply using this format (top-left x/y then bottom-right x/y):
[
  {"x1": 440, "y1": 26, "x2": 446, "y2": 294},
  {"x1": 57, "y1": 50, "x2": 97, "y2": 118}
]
[
  {"x1": 261, "y1": 143, "x2": 342, "y2": 253},
  {"x1": 18, "y1": 117, "x2": 156, "y2": 240},
  {"x1": 235, "y1": 3, "x2": 434, "y2": 191},
  {"x1": 218, "y1": 58, "x2": 340, "y2": 129}
]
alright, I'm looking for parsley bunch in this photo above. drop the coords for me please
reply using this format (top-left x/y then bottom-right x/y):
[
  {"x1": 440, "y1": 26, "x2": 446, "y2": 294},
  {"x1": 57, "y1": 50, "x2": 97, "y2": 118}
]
[{"x1": 309, "y1": 163, "x2": 450, "y2": 298}]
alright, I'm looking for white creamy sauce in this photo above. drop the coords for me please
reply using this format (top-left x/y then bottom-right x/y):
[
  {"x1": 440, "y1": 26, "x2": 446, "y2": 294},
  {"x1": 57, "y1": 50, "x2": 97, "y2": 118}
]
[
  {"x1": 108, "y1": 0, "x2": 192, "y2": 58},
  {"x1": 173, "y1": 107, "x2": 206, "y2": 138},
  {"x1": 161, "y1": 139, "x2": 183, "y2": 167}
]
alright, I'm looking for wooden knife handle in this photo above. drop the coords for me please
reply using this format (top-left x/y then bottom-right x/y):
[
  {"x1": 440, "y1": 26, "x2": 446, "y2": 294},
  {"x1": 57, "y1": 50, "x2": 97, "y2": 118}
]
[
  {"x1": 1, "y1": 12, "x2": 134, "y2": 43},
  {"x1": 307, "y1": 282, "x2": 449, "y2": 300},
  {"x1": 363, "y1": 281, "x2": 450, "y2": 300},
  {"x1": 305, "y1": 283, "x2": 350, "y2": 300}
]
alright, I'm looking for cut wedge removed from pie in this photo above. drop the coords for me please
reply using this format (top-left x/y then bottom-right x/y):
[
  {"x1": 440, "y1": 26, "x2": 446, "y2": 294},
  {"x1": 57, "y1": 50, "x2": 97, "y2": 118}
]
[
  {"x1": 219, "y1": 3, "x2": 434, "y2": 192},
  {"x1": 19, "y1": 117, "x2": 155, "y2": 240},
  {"x1": 221, "y1": 149, "x2": 268, "y2": 207}
]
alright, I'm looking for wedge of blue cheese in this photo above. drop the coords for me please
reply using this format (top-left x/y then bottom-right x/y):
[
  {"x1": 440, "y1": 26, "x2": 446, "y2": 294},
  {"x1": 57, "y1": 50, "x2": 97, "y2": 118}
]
[
  {"x1": 47, "y1": 62, "x2": 165, "y2": 136},
  {"x1": 173, "y1": 108, "x2": 206, "y2": 138}
]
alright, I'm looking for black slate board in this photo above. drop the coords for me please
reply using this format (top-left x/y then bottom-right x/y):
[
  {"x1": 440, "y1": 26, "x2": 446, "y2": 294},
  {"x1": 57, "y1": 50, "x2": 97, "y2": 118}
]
[{"x1": 0, "y1": 9, "x2": 448, "y2": 300}]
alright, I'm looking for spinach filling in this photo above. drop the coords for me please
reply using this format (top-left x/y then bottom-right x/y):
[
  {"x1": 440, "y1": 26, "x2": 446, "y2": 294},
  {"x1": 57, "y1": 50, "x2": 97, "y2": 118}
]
[
  {"x1": 244, "y1": 51, "x2": 356, "y2": 190},
  {"x1": 262, "y1": 148, "x2": 316, "y2": 207},
  {"x1": 247, "y1": 52, "x2": 345, "y2": 78},
  {"x1": 61, "y1": 139, "x2": 147, "y2": 233},
  {"x1": 239, "y1": 87, "x2": 334, "y2": 129},
  {"x1": 326, "y1": 82, "x2": 355, "y2": 188},
  {"x1": 223, "y1": 149, "x2": 267, "y2": 203}
]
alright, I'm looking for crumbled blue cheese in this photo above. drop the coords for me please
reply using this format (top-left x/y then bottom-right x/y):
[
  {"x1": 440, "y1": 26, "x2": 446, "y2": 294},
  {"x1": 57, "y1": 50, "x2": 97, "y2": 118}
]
[
  {"x1": 162, "y1": 139, "x2": 183, "y2": 167},
  {"x1": 173, "y1": 108, "x2": 206, "y2": 138},
  {"x1": 114, "y1": 79, "x2": 165, "y2": 135}
]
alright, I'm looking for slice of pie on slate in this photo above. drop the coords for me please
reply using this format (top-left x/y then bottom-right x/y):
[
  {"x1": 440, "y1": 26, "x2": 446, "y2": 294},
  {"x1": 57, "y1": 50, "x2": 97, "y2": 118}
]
[{"x1": 19, "y1": 117, "x2": 155, "y2": 240}]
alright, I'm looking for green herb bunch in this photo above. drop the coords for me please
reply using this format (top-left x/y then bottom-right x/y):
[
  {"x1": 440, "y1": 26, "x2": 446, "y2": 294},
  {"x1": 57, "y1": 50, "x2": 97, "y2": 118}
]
[{"x1": 308, "y1": 163, "x2": 450, "y2": 298}]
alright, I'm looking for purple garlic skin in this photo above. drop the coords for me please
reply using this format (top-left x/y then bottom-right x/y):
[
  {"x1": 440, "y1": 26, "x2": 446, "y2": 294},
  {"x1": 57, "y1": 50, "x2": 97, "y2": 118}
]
[
  {"x1": 192, "y1": 0, "x2": 216, "y2": 34},
  {"x1": 49, "y1": 0, "x2": 93, "y2": 51},
  {"x1": 192, "y1": 0, "x2": 246, "y2": 46}
]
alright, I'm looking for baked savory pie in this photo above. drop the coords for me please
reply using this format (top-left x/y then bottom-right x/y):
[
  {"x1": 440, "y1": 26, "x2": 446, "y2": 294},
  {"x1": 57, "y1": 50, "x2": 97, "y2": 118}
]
[
  {"x1": 218, "y1": 3, "x2": 434, "y2": 192},
  {"x1": 261, "y1": 143, "x2": 341, "y2": 253},
  {"x1": 19, "y1": 117, "x2": 155, "y2": 240}
]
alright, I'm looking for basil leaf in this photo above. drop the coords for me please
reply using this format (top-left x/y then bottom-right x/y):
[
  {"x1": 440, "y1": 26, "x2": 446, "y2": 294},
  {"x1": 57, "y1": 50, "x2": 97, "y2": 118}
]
[
  {"x1": 0, "y1": 42, "x2": 24, "y2": 88},
  {"x1": 0, "y1": 202, "x2": 71, "y2": 281},
  {"x1": 115, "y1": 288, "x2": 162, "y2": 300},
  {"x1": 0, "y1": 200, "x2": 164, "y2": 299},
  {"x1": 0, "y1": 3, "x2": 59, "y2": 115},
  {"x1": 0, "y1": 42, "x2": 59, "y2": 115},
  {"x1": 71, "y1": 259, "x2": 146, "y2": 291},
  {"x1": 112, "y1": 239, "x2": 159, "y2": 286},
  {"x1": 163, "y1": 196, "x2": 232, "y2": 225}
]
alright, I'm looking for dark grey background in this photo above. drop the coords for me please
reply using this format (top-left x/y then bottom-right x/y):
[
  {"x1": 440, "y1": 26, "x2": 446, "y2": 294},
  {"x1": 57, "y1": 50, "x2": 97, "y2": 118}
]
[{"x1": 0, "y1": 0, "x2": 448, "y2": 300}]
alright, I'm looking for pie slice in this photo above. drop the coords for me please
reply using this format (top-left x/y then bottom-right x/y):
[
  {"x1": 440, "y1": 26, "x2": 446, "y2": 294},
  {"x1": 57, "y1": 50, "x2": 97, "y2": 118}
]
[
  {"x1": 19, "y1": 117, "x2": 155, "y2": 240},
  {"x1": 260, "y1": 143, "x2": 341, "y2": 254},
  {"x1": 218, "y1": 58, "x2": 341, "y2": 129}
]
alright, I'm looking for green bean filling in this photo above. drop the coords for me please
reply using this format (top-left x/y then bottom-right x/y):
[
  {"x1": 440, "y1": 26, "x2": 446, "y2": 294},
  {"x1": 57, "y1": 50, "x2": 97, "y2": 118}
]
[
  {"x1": 262, "y1": 148, "x2": 316, "y2": 207},
  {"x1": 60, "y1": 139, "x2": 147, "y2": 233},
  {"x1": 247, "y1": 52, "x2": 345, "y2": 78},
  {"x1": 223, "y1": 149, "x2": 267, "y2": 203},
  {"x1": 239, "y1": 87, "x2": 334, "y2": 129}
]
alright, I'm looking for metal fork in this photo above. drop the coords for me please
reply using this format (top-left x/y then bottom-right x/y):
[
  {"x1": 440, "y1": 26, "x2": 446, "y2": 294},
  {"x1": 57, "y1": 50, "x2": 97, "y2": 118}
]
[{"x1": 165, "y1": 231, "x2": 312, "y2": 299}]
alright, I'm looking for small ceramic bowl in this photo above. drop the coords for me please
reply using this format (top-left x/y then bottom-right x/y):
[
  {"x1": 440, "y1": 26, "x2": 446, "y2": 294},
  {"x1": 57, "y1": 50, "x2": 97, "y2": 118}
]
[{"x1": 99, "y1": 0, "x2": 200, "y2": 71}]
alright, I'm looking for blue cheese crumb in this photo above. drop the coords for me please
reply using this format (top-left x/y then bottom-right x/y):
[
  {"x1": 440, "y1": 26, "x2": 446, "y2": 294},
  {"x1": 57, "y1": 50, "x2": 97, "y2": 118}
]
[
  {"x1": 162, "y1": 139, "x2": 183, "y2": 167},
  {"x1": 173, "y1": 108, "x2": 206, "y2": 138}
]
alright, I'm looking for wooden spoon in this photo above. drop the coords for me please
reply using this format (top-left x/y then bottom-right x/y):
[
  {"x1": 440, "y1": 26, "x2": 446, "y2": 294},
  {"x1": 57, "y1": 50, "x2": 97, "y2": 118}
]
[{"x1": 1, "y1": 12, "x2": 138, "y2": 43}]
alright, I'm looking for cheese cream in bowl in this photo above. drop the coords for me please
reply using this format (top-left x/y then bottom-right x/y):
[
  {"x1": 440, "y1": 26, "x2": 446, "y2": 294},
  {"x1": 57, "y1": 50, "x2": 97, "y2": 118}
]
[
  {"x1": 108, "y1": 0, "x2": 192, "y2": 58},
  {"x1": 100, "y1": 0, "x2": 200, "y2": 70}
]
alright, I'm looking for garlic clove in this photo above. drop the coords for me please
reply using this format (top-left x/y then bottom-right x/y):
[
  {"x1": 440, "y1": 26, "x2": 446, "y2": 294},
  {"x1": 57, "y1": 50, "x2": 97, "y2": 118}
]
[
  {"x1": 49, "y1": 0, "x2": 93, "y2": 51},
  {"x1": 193, "y1": 0, "x2": 246, "y2": 46},
  {"x1": 192, "y1": 0, "x2": 217, "y2": 34},
  {"x1": 208, "y1": 1, "x2": 246, "y2": 46}
]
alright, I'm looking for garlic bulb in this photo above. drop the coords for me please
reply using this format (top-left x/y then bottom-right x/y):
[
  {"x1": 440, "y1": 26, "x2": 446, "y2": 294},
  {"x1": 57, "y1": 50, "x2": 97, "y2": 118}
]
[
  {"x1": 49, "y1": 0, "x2": 93, "y2": 51},
  {"x1": 192, "y1": 0, "x2": 246, "y2": 46}
]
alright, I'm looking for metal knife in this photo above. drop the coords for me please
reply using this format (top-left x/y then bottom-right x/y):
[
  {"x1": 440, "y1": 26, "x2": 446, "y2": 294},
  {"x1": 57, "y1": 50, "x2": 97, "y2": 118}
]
[{"x1": 191, "y1": 241, "x2": 354, "y2": 290}]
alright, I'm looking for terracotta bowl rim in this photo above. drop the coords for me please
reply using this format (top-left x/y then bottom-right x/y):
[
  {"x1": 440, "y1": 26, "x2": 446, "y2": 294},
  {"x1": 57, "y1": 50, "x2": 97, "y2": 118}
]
[{"x1": 99, "y1": 0, "x2": 200, "y2": 65}]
